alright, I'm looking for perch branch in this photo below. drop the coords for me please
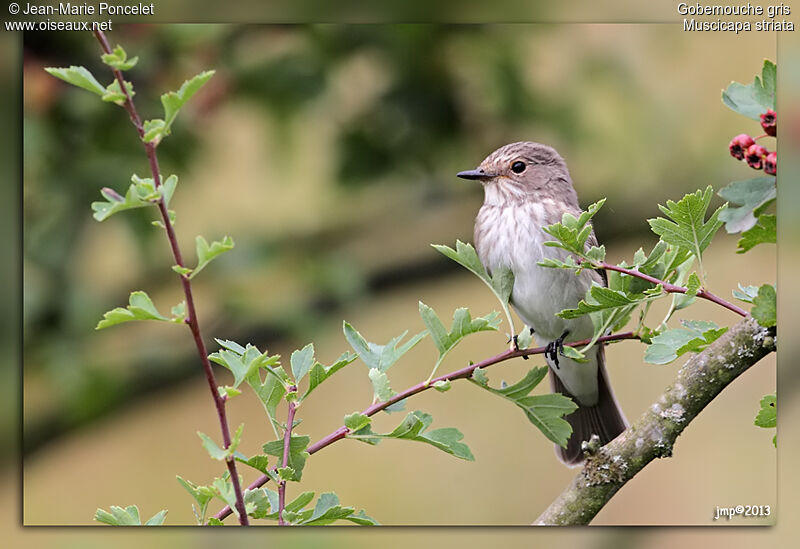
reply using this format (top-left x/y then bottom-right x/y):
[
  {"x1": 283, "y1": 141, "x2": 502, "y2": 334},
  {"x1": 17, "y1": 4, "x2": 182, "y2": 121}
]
[
  {"x1": 212, "y1": 331, "x2": 639, "y2": 521},
  {"x1": 535, "y1": 316, "x2": 774, "y2": 525}
]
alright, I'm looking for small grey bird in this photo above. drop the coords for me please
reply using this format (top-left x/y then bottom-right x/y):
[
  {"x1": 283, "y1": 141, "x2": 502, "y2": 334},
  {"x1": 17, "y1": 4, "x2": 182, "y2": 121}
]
[{"x1": 458, "y1": 141, "x2": 628, "y2": 466}]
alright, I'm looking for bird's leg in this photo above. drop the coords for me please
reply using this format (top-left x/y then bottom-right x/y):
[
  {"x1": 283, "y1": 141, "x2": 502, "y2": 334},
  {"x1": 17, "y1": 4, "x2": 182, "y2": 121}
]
[{"x1": 545, "y1": 330, "x2": 570, "y2": 369}]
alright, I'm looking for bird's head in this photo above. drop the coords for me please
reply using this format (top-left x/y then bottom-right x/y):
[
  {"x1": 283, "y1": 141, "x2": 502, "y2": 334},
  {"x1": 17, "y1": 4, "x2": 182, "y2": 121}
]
[{"x1": 457, "y1": 141, "x2": 576, "y2": 206}]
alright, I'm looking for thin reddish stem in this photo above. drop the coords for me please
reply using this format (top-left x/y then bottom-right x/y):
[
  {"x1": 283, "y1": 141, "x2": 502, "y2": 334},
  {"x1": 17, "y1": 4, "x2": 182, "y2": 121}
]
[
  {"x1": 598, "y1": 262, "x2": 747, "y2": 317},
  {"x1": 92, "y1": 30, "x2": 249, "y2": 525},
  {"x1": 212, "y1": 331, "x2": 638, "y2": 521},
  {"x1": 278, "y1": 390, "x2": 298, "y2": 526}
]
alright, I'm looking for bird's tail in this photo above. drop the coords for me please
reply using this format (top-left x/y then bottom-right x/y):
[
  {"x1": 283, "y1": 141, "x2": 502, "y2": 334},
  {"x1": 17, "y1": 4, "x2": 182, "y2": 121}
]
[{"x1": 549, "y1": 345, "x2": 628, "y2": 467}]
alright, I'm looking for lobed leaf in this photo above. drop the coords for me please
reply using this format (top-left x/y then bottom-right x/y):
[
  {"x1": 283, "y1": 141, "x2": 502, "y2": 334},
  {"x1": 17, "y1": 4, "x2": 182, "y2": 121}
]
[
  {"x1": 176, "y1": 476, "x2": 214, "y2": 524},
  {"x1": 101, "y1": 79, "x2": 134, "y2": 106},
  {"x1": 96, "y1": 291, "x2": 186, "y2": 329},
  {"x1": 722, "y1": 59, "x2": 776, "y2": 119},
  {"x1": 94, "y1": 504, "x2": 166, "y2": 526},
  {"x1": 290, "y1": 343, "x2": 315, "y2": 383},
  {"x1": 142, "y1": 70, "x2": 215, "y2": 144},
  {"x1": 647, "y1": 186, "x2": 725, "y2": 263},
  {"x1": 751, "y1": 284, "x2": 776, "y2": 328},
  {"x1": 343, "y1": 322, "x2": 426, "y2": 373},
  {"x1": 718, "y1": 177, "x2": 776, "y2": 234},
  {"x1": 737, "y1": 214, "x2": 775, "y2": 254},
  {"x1": 347, "y1": 410, "x2": 474, "y2": 461},
  {"x1": 432, "y1": 240, "x2": 517, "y2": 333},
  {"x1": 262, "y1": 435, "x2": 311, "y2": 481},
  {"x1": 470, "y1": 367, "x2": 576, "y2": 447},
  {"x1": 644, "y1": 320, "x2": 728, "y2": 364},
  {"x1": 754, "y1": 394, "x2": 777, "y2": 447},
  {"x1": 101, "y1": 44, "x2": 139, "y2": 71},
  {"x1": 209, "y1": 341, "x2": 280, "y2": 390},
  {"x1": 732, "y1": 284, "x2": 760, "y2": 303},
  {"x1": 302, "y1": 351, "x2": 358, "y2": 400},
  {"x1": 419, "y1": 303, "x2": 501, "y2": 357},
  {"x1": 190, "y1": 235, "x2": 234, "y2": 279}
]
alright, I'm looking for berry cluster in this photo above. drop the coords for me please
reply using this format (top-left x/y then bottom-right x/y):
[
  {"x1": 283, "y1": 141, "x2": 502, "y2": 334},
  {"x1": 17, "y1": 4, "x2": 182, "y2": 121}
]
[{"x1": 728, "y1": 109, "x2": 777, "y2": 175}]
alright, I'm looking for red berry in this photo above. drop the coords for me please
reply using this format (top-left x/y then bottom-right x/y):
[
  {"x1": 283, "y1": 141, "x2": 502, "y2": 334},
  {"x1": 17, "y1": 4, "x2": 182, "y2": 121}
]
[
  {"x1": 764, "y1": 151, "x2": 777, "y2": 175},
  {"x1": 729, "y1": 133, "x2": 755, "y2": 160},
  {"x1": 745, "y1": 144, "x2": 768, "y2": 169},
  {"x1": 760, "y1": 109, "x2": 777, "y2": 137}
]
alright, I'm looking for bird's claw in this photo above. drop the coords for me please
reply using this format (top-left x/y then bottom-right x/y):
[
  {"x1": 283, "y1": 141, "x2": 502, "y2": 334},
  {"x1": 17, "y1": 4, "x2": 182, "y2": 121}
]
[{"x1": 545, "y1": 330, "x2": 570, "y2": 369}]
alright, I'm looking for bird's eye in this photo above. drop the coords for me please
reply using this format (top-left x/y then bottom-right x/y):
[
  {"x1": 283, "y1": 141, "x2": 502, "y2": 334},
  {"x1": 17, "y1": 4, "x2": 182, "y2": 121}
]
[{"x1": 511, "y1": 161, "x2": 526, "y2": 174}]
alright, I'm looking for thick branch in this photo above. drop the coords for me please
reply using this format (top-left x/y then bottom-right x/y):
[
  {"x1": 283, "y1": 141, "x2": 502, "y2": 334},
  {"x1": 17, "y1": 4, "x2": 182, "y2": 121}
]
[
  {"x1": 598, "y1": 261, "x2": 747, "y2": 317},
  {"x1": 535, "y1": 316, "x2": 775, "y2": 525},
  {"x1": 212, "y1": 331, "x2": 638, "y2": 521},
  {"x1": 92, "y1": 30, "x2": 249, "y2": 525}
]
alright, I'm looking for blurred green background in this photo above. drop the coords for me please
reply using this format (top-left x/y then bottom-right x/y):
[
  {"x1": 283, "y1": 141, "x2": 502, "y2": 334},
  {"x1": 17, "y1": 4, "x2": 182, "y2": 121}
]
[{"x1": 20, "y1": 24, "x2": 776, "y2": 529}]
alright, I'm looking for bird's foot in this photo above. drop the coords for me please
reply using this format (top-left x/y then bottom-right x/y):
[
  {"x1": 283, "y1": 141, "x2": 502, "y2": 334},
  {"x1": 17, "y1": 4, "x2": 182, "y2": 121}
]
[{"x1": 545, "y1": 330, "x2": 570, "y2": 369}]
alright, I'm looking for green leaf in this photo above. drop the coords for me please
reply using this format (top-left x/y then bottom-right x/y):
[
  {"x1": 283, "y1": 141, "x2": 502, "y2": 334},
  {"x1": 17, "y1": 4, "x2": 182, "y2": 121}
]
[
  {"x1": 235, "y1": 454, "x2": 270, "y2": 475},
  {"x1": 45, "y1": 66, "x2": 106, "y2": 96},
  {"x1": 737, "y1": 214, "x2": 775, "y2": 253},
  {"x1": 419, "y1": 303, "x2": 501, "y2": 381},
  {"x1": 718, "y1": 177, "x2": 776, "y2": 234},
  {"x1": 558, "y1": 284, "x2": 658, "y2": 320},
  {"x1": 432, "y1": 380, "x2": 451, "y2": 392},
  {"x1": 751, "y1": 284, "x2": 776, "y2": 328},
  {"x1": 722, "y1": 59, "x2": 776, "y2": 119},
  {"x1": 218, "y1": 385, "x2": 241, "y2": 399},
  {"x1": 540, "y1": 199, "x2": 606, "y2": 258},
  {"x1": 96, "y1": 291, "x2": 170, "y2": 329},
  {"x1": 343, "y1": 322, "x2": 426, "y2": 373},
  {"x1": 287, "y1": 493, "x2": 378, "y2": 526},
  {"x1": 160, "y1": 70, "x2": 215, "y2": 135},
  {"x1": 176, "y1": 476, "x2": 214, "y2": 525},
  {"x1": 289, "y1": 343, "x2": 315, "y2": 383},
  {"x1": 262, "y1": 435, "x2": 311, "y2": 481},
  {"x1": 647, "y1": 187, "x2": 725, "y2": 265},
  {"x1": 92, "y1": 184, "x2": 147, "y2": 221},
  {"x1": 144, "y1": 510, "x2": 168, "y2": 526},
  {"x1": 674, "y1": 271, "x2": 701, "y2": 311},
  {"x1": 207, "y1": 517, "x2": 225, "y2": 525},
  {"x1": 732, "y1": 284, "x2": 760, "y2": 303},
  {"x1": 210, "y1": 340, "x2": 281, "y2": 391},
  {"x1": 101, "y1": 44, "x2": 139, "y2": 71},
  {"x1": 101, "y1": 79, "x2": 134, "y2": 106},
  {"x1": 644, "y1": 320, "x2": 728, "y2": 364},
  {"x1": 142, "y1": 119, "x2": 167, "y2": 143},
  {"x1": 469, "y1": 367, "x2": 577, "y2": 447},
  {"x1": 560, "y1": 345, "x2": 587, "y2": 363},
  {"x1": 754, "y1": 394, "x2": 776, "y2": 428},
  {"x1": 302, "y1": 351, "x2": 358, "y2": 400},
  {"x1": 342, "y1": 509, "x2": 380, "y2": 525},
  {"x1": 95, "y1": 505, "x2": 145, "y2": 526},
  {"x1": 344, "y1": 412, "x2": 371, "y2": 432},
  {"x1": 198, "y1": 426, "x2": 242, "y2": 461},
  {"x1": 432, "y1": 240, "x2": 517, "y2": 333},
  {"x1": 286, "y1": 491, "x2": 315, "y2": 513},
  {"x1": 172, "y1": 265, "x2": 192, "y2": 277},
  {"x1": 419, "y1": 303, "x2": 501, "y2": 357},
  {"x1": 347, "y1": 410, "x2": 474, "y2": 461},
  {"x1": 92, "y1": 174, "x2": 177, "y2": 221},
  {"x1": 368, "y1": 368, "x2": 394, "y2": 402},
  {"x1": 210, "y1": 477, "x2": 240, "y2": 516},
  {"x1": 190, "y1": 235, "x2": 234, "y2": 279},
  {"x1": 246, "y1": 361, "x2": 288, "y2": 436}
]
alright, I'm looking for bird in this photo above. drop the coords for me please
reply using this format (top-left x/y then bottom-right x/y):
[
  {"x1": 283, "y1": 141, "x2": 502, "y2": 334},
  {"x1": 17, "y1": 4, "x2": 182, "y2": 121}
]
[{"x1": 458, "y1": 141, "x2": 628, "y2": 466}]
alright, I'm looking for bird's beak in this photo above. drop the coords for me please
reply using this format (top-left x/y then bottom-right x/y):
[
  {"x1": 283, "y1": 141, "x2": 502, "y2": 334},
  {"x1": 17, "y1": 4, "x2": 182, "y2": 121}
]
[{"x1": 456, "y1": 168, "x2": 494, "y2": 181}]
